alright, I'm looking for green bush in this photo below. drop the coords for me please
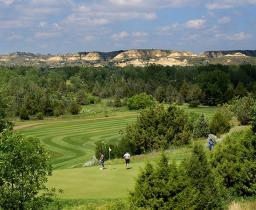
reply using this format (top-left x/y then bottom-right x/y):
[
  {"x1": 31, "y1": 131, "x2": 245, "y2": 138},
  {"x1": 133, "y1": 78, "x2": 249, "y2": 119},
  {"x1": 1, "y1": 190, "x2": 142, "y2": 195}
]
[
  {"x1": 113, "y1": 97, "x2": 122, "y2": 107},
  {"x1": 94, "y1": 141, "x2": 121, "y2": 160},
  {"x1": 0, "y1": 119, "x2": 13, "y2": 133},
  {"x1": 19, "y1": 107, "x2": 30, "y2": 120},
  {"x1": 36, "y1": 112, "x2": 44, "y2": 120},
  {"x1": 0, "y1": 131, "x2": 54, "y2": 209},
  {"x1": 127, "y1": 93, "x2": 156, "y2": 110},
  {"x1": 193, "y1": 114, "x2": 210, "y2": 138},
  {"x1": 130, "y1": 148, "x2": 225, "y2": 209},
  {"x1": 122, "y1": 105, "x2": 192, "y2": 154},
  {"x1": 231, "y1": 96, "x2": 255, "y2": 125},
  {"x1": 211, "y1": 129, "x2": 256, "y2": 196},
  {"x1": 130, "y1": 154, "x2": 171, "y2": 209},
  {"x1": 210, "y1": 106, "x2": 232, "y2": 135},
  {"x1": 251, "y1": 105, "x2": 256, "y2": 133},
  {"x1": 69, "y1": 100, "x2": 81, "y2": 115},
  {"x1": 178, "y1": 145, "x2": 226, "y2": 209}
]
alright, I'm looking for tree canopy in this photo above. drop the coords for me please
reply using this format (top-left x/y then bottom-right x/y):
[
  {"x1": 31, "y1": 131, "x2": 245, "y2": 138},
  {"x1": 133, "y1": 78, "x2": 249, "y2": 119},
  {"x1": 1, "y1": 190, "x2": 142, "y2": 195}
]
[{"x1": 0, "y1": 131, "x2": 54, "y2": 210}]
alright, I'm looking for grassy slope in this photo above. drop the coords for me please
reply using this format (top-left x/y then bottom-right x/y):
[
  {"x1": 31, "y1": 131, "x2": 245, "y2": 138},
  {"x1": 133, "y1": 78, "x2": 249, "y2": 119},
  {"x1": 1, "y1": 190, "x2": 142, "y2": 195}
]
[
  {"x1": 47, "y1": 146, "x2": 191, "y2": 199},
  {"x1": 17, "y1": 112, "x2": 138, "y2": 169},
  {"x1": 16, "y1": 104, "x2": 218, "y2": 201}
]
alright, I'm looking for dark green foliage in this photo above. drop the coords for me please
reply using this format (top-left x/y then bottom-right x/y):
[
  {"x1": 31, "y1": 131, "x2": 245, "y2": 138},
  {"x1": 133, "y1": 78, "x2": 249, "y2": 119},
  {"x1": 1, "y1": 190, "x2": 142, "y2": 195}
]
[
  {"x1": 180, "y1": 145, "x2": 225, "y2": 209},
  {"x1": 129, "y1": 162, "x2": 156, "y2": 209},
  {"x1": 36, "y1": 112, "x2": 44, "y2": 120},
  {"x1": 113, "y1": 97, "x2": 122, "y2": 107},
  {"x1": 68, "y1": 100, "x2": 82, "y2": 115},
  {"x1": 211, "y1": 129, "x2": 256, "y2": 196},
  {"x1": 0, "y1": 131, "x2": 54, "y2": 210},
  {"x1": 130, "y1": 154, "x2": 178, "y2": 210},
  {"x1": 155, "y1": 86, "x2": 166, "y2": 103},
  {"x1": 198, "y1": 68, "x2": 233, "y2": 106},
  {"x1": 127, "y1": 93, "x2": 156, "y2": 110},
  {"x1": 1, "y1": 64, "x2": 256, "y2": 118},
  {"x1": 231, "y1": 96, "x2": 255, "y2": 125},
  {"x1": 0, "y1": 120, "x2": 13, "y2": 133},
  {"x1": 130, "y1": 149, "x2": 225, "y2": 209},
  {"x1": 234, "y1": 82, "x2": 247, "y2": 97},
  {"x1": 187, "y1": 84, "x2": 202, "y2": 107},
  {"x1": 122, "y1": 105, "x2": 192, "y2": 154},
  {"x1": 94, "y1": 141, "x2": 122, "y2": 160},
  {"x1": 193, "y1": 114, "x2": 210, "y2": 138},
  {"x1": 19, "y1": 107, "x2": 30, "y2": 120},
  {"x1": 251, "y1": 105, "x2": 256, "y2": 133},
  {"x1": 0, "y1": 95, "x2": 7, "y2": 119},
  {"x1": 210, "y1": 107, "x2": 232, "y2": 135}
]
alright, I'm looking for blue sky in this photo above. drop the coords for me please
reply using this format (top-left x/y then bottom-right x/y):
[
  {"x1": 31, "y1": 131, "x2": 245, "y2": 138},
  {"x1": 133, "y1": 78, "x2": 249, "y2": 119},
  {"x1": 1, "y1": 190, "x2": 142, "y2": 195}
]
[{"x1": 0, "y1": 0, "x2": 255, "y2": 54}]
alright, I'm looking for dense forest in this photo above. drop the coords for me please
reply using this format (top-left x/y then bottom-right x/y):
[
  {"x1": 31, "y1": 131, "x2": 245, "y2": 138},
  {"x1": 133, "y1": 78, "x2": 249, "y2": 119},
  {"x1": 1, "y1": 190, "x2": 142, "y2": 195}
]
[{"x1": 0, "y1": 64, "x2": 256, "y2": 119}]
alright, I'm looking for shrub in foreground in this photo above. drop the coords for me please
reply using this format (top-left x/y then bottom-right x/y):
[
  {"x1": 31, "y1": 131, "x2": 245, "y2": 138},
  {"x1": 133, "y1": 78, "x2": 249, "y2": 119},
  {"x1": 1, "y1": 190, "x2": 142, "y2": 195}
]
[
  {"x1": 211, "y1": 129, "x2": 256, "y2": 196},
  {"x1": 0, "y1": 131, "x2": 54, "y2": 209},
  {"x1": 130, "y1": 147, "x2": 225, "y2": 209}
]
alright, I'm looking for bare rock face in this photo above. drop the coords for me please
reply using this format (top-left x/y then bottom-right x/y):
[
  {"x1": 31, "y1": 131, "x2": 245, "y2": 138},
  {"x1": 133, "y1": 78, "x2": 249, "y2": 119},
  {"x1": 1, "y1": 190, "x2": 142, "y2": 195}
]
[
  {"x1": 0, "y1": 49, "x2": 255, "y2": 67},
  {"x1": 204, "y1": 50, "x2": 256, "y2": 58},
  {"x1": 81, "y1": 52, "x2": 102, "y2": 61}
]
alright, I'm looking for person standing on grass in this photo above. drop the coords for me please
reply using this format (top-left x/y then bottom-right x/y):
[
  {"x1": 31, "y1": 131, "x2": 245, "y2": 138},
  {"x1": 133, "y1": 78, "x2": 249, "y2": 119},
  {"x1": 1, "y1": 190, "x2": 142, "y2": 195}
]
[
  {"x1": 207, "y1": 134, "x2": 216, "y2": 151},
  {"x1": 99, "y1": 153, "x2": 105, "y2": 169},
  {"x1": 123, "y1": 152, "x2": 131, "y2": 168}
]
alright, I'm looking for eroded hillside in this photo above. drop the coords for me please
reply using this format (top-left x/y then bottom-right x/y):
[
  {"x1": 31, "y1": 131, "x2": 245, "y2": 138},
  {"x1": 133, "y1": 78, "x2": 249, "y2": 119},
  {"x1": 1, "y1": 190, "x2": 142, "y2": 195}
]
[{"x1": 0, "y1": 49, "x2": 255, "y2": 67}]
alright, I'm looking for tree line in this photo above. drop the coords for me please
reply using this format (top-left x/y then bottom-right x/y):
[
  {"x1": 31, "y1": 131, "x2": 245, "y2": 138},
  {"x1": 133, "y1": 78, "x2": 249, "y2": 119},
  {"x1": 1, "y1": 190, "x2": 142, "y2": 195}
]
[{"x1": 1, "y1": 64, "x2": 256, "y2": 119}]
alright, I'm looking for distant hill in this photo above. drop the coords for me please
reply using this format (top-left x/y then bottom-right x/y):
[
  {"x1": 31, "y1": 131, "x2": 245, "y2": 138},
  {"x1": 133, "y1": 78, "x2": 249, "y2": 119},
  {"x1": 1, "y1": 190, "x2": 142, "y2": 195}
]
[
  {"x1": 204, "y1": 50, "x2": 256, "y2": 58},
  {"x1": 0, "y1": 49, "x2": 256, "y2": 67}
]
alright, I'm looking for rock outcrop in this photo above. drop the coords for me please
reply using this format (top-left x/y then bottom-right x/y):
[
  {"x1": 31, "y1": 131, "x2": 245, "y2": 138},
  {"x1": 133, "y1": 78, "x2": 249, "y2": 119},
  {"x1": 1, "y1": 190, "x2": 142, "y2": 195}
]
[{"x1": 0, "y1": 49, "x2": 255, "y2": 67}]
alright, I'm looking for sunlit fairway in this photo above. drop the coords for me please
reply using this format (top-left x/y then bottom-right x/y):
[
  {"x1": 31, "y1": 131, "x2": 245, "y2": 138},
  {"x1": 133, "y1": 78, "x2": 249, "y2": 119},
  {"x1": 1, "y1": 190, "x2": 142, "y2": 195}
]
[
  {"x1": 17, "y1": 111, "x2": 138, "y2": 169},
  {"x1": 47, "y1": 146, "x2": 191, "y2": 200},
  {"x1": 15, "y1": 104, "x2": 218, "y2": 201}
]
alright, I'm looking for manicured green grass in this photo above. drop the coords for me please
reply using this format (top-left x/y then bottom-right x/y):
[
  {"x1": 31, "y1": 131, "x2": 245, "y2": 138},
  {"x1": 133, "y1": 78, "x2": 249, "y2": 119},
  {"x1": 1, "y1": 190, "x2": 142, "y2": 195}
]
[
  {"x1": 17, "y1": 112, "x2": 138, "y2": 169},
  {"x1": 15, "y1": 103, "x2": 218, "y2": 202},
  {"x1": 47, "y1": 147, "x2": 192, "y2": 200},
  {"x1": 16, "y1": 103, "x2": 216, "y2": 170},
  {"x1": 179, "y1": 104, "x2": 218, "y2": 120}
]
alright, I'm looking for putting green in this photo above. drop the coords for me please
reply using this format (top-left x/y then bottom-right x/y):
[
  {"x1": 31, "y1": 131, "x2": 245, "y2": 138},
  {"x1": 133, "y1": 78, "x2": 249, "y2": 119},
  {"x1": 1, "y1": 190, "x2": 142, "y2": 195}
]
[
  {"x1": 48, "y1": 163, "x2": 142, "y2": 199},
  {"x1": 47, "y1": 146, "x2": 191, "y2": 200}
]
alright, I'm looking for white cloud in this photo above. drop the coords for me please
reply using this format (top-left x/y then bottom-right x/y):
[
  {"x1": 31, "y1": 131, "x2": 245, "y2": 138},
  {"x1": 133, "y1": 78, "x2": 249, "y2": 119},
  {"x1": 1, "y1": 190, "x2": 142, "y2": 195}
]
[
  {"x1": 185, "y1": 19, "x2": 206, "y2": 29},
  {"x1": 34, "y1": 31, "x2": 61, "y2": 39},
  {"x1": 0, "y1": 19, "x2": 31, "y2": 29},
  {"x1": 0, "y1": 0, "x2": 14, "y2": 5},
  {"x1": 144, "y1": 12, "x2": 157, "y2": 20},
  {"x1": 112, "y1": 31, "x2": 129, "y2": 41},
  {"x1": 83, "y1": 35, "x2": 95, "y2": 42},
  {"x1": 207, "y1": 0, "x2": 256, "y2": 10},
  {"x1": 109, "y1": 0, "x2": 145, "y2": 6},
  {"x1": 111, "y1": 31, "x2": 148, "y2": 43},
  {"x1": 39, "y1": 21, "x2": 47, "y2": 28},
  {"x1": 108, "y1": 0, "x2": 198, "y2": 8},
  {"x1": 218, "y1": 16, "x2": 231, "y2": 24},
  {"x1": 225, "y1": 32, "x2": 251, "y2": 41},
  {"x1": 217, "y1": 32, "x2": 251, "y2": 41},
  {"x1": 132, "y1": 32, "x2": 148, "y2": 38}
]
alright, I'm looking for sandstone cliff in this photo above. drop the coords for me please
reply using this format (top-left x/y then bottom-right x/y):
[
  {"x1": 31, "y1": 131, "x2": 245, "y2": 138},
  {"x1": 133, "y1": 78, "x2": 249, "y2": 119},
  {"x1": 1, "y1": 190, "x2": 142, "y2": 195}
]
[{"x1": 0, "y1": 49, "x2": 255, "y2": 67}]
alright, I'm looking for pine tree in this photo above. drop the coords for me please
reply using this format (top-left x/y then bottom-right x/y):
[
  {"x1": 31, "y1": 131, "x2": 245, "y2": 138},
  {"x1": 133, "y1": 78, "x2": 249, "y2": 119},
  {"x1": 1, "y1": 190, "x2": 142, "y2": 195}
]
[
  {"x1": 129, "y1": 162, "x2": 155, "y2": 209},
  {"x1": 180, "y1": 145, "x2": 225, "y2": 209},
  {"x1": 193, "y1": 114, "x2": 210, "y2": 138},
  {"x1": 151, "y1": 153, "x2": 171, "y2": 209}
]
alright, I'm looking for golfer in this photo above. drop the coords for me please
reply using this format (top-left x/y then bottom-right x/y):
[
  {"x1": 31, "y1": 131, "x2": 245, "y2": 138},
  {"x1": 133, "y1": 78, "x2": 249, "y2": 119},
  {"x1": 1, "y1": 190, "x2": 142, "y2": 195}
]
[
  {"x1": 99, "y1": 153, "x2": 105, "y2": 169},
  {"x1": 123, "y1": 152, "x2": 131, "y2": 168}
]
